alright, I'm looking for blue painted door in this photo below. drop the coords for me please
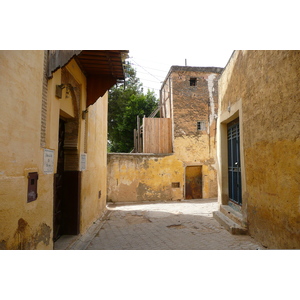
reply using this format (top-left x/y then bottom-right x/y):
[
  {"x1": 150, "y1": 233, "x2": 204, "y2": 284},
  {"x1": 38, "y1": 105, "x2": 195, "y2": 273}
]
[{"x1": 228, "y1": 119, "x2": 242, "y2": 205}]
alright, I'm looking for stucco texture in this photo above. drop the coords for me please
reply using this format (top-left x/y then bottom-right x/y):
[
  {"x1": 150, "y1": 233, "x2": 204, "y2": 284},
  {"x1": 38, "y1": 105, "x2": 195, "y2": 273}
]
[
  {"x1": 0, "y1": 52, "x2": 110, "y2": 249},
  {"x1": 218, "y1": 50, "x2": 300, "y2": 249},
  {"x1": 80, "y1": 93, "x2": 108, "y2": 234},
  {"x1": 0, "y1": 51, "x2": 53, "y2": 249},
  {"x1": 107, "y1": 154, "x2": 184, "y2": 202}
]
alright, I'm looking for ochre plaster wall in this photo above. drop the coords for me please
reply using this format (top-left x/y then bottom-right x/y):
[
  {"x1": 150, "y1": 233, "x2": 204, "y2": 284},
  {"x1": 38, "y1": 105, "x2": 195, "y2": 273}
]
[
  {"x1": 0, "y1": 51, "x2": 52, "y2": 249},
  {"x1": 107, "y1": 154, "x2": 184, "y2": 202},
  {"x1": 0, "y1": 52, "x2": 110, "y2": 249},
  {"x1": 218, "y1": 50, "x2": 300, "y2": 249},
  {"x1": 80, "y1": 92, "x2": 108, "y2": 234},
  {"x1": 172, "y1": 137, "x2": 217, "y2": 199}
]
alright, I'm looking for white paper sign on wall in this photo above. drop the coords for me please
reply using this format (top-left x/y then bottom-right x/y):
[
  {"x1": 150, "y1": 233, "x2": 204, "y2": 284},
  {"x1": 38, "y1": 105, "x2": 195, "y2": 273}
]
[
  {"x1": 80, "y1": 153, "x2": 87, "y2": 171},
  {"x1": 44, "y1": 149, "x2": 55, "y2": 174}
]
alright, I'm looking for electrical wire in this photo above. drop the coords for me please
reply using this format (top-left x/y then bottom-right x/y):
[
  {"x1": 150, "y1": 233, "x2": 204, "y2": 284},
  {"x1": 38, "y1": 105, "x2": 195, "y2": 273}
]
[
  {"x1": 130, "y1": 62, "x2": 169, "y2": 73},
  {"x1": 132, "y1": 70, "x2": 165, "y2": 79},
  {"x1": 126, "y1": 57, "x2": 219, "y2": 104},
  {"x1": 128, "y1": 56, "x2": 172, "y2": 67},
  {"x1": 131, "y1": 58, "x2": 163, "y2": 83},
  {"x1": 126, "y1": 57, "x2": 220, "y2": 123},
  {"x1": 139, "y1": 77, "x2": 164, "y2": 84}
]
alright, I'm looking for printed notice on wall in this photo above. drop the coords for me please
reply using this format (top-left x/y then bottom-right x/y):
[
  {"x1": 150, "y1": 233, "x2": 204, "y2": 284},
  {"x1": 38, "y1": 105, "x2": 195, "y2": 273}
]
[
  {"x1": 44, "y1": 149, "x2": 55, "y2": 174},
  {"x1": 80, "y1": 154, "x2": 87, "y2": 171}
]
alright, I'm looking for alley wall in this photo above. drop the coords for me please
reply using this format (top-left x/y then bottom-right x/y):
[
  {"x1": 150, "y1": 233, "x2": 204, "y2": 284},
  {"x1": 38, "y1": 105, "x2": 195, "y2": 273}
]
[
  {"x1": 0, "y1": 51, "x2": 53, "y2": 249},
  {"x1": 107, "y1": 154, "x2": 183, "y2": 202},
  {"x1": 218, "y1": 50, "x2": 300, "y2": 249},
  {"x1": 0, "y1": 52, "x2": 111, "y2": 249},
  {"x1": 107, "y1": 152, "x2": 218, "y2": 202}
]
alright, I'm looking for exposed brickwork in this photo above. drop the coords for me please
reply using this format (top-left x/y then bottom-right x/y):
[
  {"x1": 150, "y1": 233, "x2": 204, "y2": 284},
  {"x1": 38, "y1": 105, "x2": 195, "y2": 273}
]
[
  {"x1": 170, "y1": 67, "x2": 221, "y2": 138},
  {"x1": 159, "y1": 66, "x2": 223, "y2": 199},
  {"x1": 40, "y1": 50, "x2": 48, "y2": 148}
]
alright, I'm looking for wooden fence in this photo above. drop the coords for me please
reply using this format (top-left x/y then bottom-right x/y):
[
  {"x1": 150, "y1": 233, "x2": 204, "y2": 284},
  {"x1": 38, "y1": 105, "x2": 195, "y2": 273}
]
[{"x1": 142, "y1": 118, "x2": 172, "y2": 153}]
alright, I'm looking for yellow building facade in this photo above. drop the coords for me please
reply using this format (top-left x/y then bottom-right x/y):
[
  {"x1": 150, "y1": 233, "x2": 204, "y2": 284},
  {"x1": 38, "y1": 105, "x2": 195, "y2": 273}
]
[
  {"x1": 0, "y1": 50, "x2": 127, "y2": 249},
  {"x1": 216, "y1": 50, "x2": 300, "y2": 249}
]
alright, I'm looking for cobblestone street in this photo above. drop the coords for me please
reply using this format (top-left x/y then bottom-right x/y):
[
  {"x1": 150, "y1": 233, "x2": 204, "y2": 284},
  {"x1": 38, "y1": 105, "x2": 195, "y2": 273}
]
[{"x1": 83, "y1": 199, "x2": 265, "y2": 250}]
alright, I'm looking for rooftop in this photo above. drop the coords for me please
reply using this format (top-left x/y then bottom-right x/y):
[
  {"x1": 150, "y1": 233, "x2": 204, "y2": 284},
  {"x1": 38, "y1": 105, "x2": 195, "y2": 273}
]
[{"x1": 170, "y1": 65, "x2": 223, "y2": 73}]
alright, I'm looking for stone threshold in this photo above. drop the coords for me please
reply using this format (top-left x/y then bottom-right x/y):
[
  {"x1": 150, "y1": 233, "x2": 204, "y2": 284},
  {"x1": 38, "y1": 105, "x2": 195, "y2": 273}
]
[{"x1": 213, "y1": 205, "x2": 248, "y2": 235}]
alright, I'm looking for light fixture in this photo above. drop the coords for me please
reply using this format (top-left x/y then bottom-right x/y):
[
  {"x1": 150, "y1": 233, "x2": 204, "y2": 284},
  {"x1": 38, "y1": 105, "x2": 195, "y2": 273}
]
[
  {"x1": 82, "y1": 109, "x2": 88, "y2": 120},
  {"x1": 55, "y1": 84, "x2": 65, "y2": 98}
]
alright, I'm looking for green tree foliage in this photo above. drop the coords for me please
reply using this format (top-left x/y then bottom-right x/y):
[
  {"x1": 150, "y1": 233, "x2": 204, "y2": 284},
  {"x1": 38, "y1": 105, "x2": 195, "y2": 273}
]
[{"x1": 108, "y1": 63, "x2": 159, "y2": 153}]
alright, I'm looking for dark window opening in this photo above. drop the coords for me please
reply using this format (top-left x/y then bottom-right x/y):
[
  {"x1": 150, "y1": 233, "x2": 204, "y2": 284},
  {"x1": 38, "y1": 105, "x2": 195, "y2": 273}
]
[
  {"x1": 189, "y1": 78, "x2": 197, "y2": 86},
  {"x1": 197, "y1": 121, "x2": 206, "y2": 131},
  {"x1": 172, "y1": 182, "x2": 180, "y2": 188}
]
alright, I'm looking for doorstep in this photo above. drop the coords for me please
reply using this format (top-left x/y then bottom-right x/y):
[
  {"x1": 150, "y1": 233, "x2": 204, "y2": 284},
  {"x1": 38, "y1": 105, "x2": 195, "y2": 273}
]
[{"x1": 213, "y1": 205, "x2": 248, "y2": 235}]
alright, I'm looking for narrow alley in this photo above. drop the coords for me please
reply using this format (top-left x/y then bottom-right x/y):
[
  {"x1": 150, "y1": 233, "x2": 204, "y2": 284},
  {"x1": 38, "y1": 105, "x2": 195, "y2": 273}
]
[{"x1": 57, "y1": 199, "x2": 265, "y2": 250}]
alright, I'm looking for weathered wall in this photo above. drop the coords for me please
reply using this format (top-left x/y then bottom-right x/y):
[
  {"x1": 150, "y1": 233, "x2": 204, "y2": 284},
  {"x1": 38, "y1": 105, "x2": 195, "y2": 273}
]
[
  {"x1": 161, "y1": 67, "x2": 222, "y2": 198},
  {"x1": 107, "y1": 154, "x2": 184, "y2": 202},
  {"x1": 80, "y1": 93, "x2": 108, "y2": 233},
  {"x1": 0, "y1": 52, "x2": 110, "y2": 249},
  {"x1": 107, "y1": 152, "x2": 218, "y2": 202},
  {"x1": 218, "y1": 50, "x2": 300, "y2": 249},
  {"x1": 0, "y1": 50, "x2": 52, "y2": 249}
]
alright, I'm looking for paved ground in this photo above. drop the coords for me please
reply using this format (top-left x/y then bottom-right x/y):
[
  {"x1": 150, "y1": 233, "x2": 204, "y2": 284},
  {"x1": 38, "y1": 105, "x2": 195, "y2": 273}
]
[{"x1": 81, "y1": 199, "x2": 266, "y2": 250}]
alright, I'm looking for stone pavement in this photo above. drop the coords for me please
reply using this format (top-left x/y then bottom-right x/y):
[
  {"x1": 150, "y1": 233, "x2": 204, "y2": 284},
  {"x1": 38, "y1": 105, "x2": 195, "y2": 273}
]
[{"x1": 75, "y1": 199, "x2": 266, "y2": 250}]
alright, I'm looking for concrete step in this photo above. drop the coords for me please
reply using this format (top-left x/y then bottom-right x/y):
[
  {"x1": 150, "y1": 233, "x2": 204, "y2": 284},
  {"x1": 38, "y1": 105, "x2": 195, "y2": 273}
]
[
  {"x1": 220, "y1": 205, "x2": 247, "y2": 228},
  {"x1": 213, "y1": 210, "x2": 248, "y2": 235}
]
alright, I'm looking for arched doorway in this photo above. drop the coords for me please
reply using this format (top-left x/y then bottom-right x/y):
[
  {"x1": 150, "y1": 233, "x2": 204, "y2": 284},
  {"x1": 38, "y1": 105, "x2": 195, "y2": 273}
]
[{"x1": 53, "y1": 69, "x2": 81, "y2": 241}]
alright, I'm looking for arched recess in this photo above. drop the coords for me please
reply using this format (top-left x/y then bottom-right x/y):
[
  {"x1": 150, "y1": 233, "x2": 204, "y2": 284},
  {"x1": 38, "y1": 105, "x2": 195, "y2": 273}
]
[
  {"x1": 61, "y1": 68, "x2": 81, "y2": 171},
  {"x1": 53, "y1": 68, "x2": 82, "y2": 241}
]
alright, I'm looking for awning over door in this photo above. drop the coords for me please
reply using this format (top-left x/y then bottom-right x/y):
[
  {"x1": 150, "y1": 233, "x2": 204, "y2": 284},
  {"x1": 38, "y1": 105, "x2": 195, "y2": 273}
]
[{"x1": 48, "y1": 50, "x2": 128, "y2": 107}]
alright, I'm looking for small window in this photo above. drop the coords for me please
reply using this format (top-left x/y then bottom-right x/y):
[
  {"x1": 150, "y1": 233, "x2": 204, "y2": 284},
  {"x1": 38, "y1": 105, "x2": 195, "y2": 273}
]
[
  {"x1": 27, "y1": 172, "x2": 38, "y2": 203},
  {"x1": 197, "y1": 121, "x2": 206, "y2": 131},
  {"x1": 172, "y1": 182, "x2": 180, "y2": 188},
  {"x1": 189, "y1": 78, "x2": 197, "y2": 86}
]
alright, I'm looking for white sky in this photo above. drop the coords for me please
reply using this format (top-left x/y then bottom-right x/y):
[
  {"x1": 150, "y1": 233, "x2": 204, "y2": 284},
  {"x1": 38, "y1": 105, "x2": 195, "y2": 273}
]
[
  {"x1": 3, "y1": 1, "x2": 298, "y2": 101},
  {"x1": 128, "y1": 48, "x2": 234, "y2": 97}
]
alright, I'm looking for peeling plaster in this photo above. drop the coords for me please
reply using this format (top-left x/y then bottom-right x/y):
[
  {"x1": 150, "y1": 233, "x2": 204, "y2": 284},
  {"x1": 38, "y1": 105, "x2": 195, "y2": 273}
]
[{"x1": 206, "y1": 74, "x2": 217, "y2": 134}]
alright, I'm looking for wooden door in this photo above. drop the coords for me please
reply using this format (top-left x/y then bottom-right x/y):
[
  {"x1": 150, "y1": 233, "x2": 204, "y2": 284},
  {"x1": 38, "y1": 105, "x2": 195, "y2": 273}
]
[
  {"x1": 185, "y1": 166, "x2": 202, "y2": 199},
  {"x1": 53, "y1": 119, "x2": 65, "y2": 241}
]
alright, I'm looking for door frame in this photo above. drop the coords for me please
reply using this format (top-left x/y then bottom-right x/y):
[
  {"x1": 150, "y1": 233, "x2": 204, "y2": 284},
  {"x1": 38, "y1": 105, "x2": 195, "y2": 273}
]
[
  {"x1": 217, "y1": 99, "x2": 246, "y2": 216},
  {"x1": 227, "y1": 118, "x2": 242, "y2": 206}
]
